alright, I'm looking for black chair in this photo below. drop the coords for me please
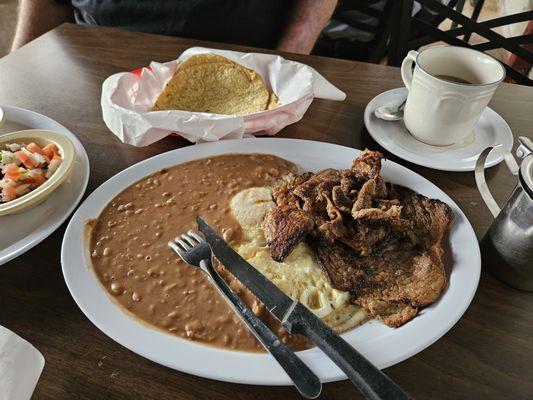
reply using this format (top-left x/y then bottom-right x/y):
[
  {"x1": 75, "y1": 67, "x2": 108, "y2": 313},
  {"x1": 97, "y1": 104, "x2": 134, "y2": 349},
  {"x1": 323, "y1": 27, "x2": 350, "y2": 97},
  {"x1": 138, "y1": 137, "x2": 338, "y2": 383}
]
[
  {"x1": 387, "y1": 0, "x2": 533, "y2": 86},
  {"x1": 314, "y1": 0, "x2": 462, "y2": 63}
]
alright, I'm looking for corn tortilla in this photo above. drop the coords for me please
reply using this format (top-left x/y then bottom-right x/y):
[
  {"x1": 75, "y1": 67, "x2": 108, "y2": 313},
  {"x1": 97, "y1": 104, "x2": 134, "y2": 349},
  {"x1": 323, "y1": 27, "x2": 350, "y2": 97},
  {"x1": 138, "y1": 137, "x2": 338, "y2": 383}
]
[{"x1": 153, "y1": 54, "x2": 277, "y2": 115}]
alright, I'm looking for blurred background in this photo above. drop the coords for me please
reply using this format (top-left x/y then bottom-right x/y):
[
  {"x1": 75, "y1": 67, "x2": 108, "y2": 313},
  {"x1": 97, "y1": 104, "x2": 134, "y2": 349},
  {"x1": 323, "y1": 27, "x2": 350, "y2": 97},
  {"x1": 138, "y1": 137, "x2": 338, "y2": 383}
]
[{"x1": 1, "y1": 0, "x2": 531, "y2": 82}]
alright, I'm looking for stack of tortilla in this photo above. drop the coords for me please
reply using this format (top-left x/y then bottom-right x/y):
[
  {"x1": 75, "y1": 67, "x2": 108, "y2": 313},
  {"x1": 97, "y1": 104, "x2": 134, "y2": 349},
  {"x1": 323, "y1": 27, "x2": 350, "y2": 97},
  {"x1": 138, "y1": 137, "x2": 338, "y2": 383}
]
[{"x1": 153, "y1": 54, "x2": 278, "y2": 115}]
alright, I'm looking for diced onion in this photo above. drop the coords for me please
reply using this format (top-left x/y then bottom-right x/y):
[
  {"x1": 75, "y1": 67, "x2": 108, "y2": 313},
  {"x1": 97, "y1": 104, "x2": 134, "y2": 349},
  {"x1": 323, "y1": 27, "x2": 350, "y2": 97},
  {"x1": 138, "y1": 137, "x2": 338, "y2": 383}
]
[
  {"x1": 45, "y1": 159, "x2": 61, "y2": 178},
  {"x1": 13, "y1": 183, "x2": 30, "y2": 196},
  {"x1": 0, "y1": 151, "x2": 15, "y2": 166},
  {"x1": 0, "y1": 179, "x2": 15, "y2": 189},
  {"x1": 6, "y1": 143, "x2": 22, "y2": 152}
]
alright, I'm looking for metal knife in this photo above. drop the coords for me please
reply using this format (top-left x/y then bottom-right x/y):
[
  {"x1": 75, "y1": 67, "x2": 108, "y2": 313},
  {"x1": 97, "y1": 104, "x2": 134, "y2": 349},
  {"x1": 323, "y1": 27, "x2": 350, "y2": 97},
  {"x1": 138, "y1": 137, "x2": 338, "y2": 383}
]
[{"x1": 197, "y1": 216, "x2": 410, "y2": 400}]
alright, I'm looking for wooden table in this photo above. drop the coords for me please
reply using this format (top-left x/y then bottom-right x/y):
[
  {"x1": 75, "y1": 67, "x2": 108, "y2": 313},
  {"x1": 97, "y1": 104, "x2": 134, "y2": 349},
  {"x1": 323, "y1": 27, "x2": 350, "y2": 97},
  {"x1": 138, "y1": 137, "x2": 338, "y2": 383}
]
[{"x1": 1, "y1": 24, "x2": 532, "y2": 400}]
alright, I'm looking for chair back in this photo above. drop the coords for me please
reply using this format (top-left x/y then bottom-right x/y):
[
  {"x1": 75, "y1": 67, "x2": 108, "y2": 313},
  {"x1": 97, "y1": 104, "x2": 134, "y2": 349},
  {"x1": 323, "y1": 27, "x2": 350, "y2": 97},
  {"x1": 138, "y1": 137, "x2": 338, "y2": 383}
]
[{"x1": 388, "y1": 0, "x2": 533, "y2": 86}]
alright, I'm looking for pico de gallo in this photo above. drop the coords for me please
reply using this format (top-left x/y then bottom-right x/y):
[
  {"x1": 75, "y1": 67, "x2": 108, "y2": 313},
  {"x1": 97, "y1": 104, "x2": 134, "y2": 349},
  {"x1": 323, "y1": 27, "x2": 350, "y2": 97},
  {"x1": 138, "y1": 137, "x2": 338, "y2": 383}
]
[{"x1": 0, "y1": 141, "x2": 62, "y2": 203}]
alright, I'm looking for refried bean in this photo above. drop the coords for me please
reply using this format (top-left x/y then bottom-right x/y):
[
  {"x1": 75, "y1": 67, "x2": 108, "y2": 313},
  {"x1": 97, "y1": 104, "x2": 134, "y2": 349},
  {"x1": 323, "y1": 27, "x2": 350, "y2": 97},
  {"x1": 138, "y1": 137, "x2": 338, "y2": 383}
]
[{"x1": 88, "y1": 154, "x2": 312, "y2": 352}]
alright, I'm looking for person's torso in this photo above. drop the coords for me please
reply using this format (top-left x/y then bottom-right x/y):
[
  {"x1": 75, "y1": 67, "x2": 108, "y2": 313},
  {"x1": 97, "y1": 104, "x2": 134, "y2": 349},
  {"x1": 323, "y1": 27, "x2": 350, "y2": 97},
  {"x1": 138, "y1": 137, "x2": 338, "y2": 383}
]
[{"x1": 72, "y1": 0, "x2": 293, "y2": 48}]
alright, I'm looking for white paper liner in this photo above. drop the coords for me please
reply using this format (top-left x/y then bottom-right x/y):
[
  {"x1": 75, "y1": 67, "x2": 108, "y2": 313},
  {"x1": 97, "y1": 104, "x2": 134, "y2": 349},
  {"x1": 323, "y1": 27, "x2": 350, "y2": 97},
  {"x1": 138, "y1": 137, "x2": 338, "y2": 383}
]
[
  {"x1": 101, "y1": 47, "x2": 346, "y2": 146},
  {"x1": 0, "y1": 325, "x2": 45, "y2": 400}
]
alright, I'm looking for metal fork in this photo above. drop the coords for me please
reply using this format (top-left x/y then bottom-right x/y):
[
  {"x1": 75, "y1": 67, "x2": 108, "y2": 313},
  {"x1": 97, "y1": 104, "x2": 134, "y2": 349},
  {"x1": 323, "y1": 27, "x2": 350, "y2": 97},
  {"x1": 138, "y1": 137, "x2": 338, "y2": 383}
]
[{"x1": 169, "y1": 231, "x2": 322, "y2": 399}]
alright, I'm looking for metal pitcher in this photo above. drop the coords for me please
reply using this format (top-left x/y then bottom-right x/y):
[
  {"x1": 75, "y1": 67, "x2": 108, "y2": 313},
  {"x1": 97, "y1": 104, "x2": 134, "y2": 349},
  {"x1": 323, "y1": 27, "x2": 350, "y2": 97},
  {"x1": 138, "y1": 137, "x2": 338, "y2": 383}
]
[{"x1": 475, "y1": 136, "x2": 533, "y2": 291}]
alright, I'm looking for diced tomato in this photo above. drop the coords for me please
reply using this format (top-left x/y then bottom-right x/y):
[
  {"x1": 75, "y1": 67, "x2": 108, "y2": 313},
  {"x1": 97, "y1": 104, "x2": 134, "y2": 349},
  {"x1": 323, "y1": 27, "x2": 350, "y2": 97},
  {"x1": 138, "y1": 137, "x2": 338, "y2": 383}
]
[
  {"x1": 27, "y1": 142, "x2": 46, "y2": 156},
  {"x1": 2, "y1": 186, "x2": 16, "y2": 201},
  {"x1": 43, "y1": 143, "x2": 59, "y2": 160},
  {"x1": 18, "y1": 174, "x2": 32, "y2": 184},
  {"x1": 33, "y1": 174, "x2": 46, "y2": 186},
  {"x1": 3, "y1": 163, "x2": 20, "y2": 180},
  {"x1": 26, "y1": 170, "x2": 46, "y2": 186},
  {"x1": 15, "y1": 151, "x2": 36, "y2": 168}
]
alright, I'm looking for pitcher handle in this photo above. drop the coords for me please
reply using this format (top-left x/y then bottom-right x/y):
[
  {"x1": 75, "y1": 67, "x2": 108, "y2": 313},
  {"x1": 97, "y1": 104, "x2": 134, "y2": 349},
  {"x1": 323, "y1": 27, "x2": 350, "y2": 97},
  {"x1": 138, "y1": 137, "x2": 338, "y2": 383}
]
[{"x1": 475, "y1": 144, "x2": 519, "y2": 218}]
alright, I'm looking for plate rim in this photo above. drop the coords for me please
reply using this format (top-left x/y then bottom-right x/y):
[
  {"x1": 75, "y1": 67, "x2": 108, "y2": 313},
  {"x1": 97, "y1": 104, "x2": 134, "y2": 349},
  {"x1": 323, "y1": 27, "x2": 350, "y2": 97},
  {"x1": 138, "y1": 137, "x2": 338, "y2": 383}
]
[
  {"x1": 0, "y1": 105, "x2": 90, "y2": 266},
  {"x1": 363, "y1": 87, "x2": 514, "y2": 172},
  {"x1": 61, "y1": 138, "x2": 481, "y2": 385}
]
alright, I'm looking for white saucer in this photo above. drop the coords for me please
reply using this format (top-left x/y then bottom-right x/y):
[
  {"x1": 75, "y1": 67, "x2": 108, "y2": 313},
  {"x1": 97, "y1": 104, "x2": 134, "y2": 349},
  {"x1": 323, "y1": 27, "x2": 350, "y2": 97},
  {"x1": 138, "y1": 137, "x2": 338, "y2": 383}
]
[
  {"x1": 0, "y1": 105, "x2": 90, "y2": 266},
  {"x1": 364, "y1": 88, "x2": 514, "y2": 172}
]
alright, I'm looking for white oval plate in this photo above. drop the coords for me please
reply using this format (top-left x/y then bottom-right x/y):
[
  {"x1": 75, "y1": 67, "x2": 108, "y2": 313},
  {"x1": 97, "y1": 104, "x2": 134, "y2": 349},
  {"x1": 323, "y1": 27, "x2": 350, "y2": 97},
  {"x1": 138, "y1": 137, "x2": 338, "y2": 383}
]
[
  {"x1": 61, "y1": 138, "x2": 480, "y2": 385},
  {"x1": 364, "y1": 88, "x2": 514, "y2": 172},
  {"x1": 0, "y1": 106, "x2": 90, "y2": 265}
]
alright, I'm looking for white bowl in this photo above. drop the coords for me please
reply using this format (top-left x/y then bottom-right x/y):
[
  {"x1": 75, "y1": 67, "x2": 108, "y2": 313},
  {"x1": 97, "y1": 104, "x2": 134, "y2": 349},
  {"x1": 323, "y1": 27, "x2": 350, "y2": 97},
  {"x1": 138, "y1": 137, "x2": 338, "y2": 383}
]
[{"x1": 0, "y1": 129, "x2": 76, "y2": 216}]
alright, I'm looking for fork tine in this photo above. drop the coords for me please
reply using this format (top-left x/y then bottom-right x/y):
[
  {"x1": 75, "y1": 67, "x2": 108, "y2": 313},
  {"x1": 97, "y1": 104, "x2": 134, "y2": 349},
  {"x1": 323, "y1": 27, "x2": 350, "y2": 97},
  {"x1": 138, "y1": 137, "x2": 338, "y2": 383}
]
[
  {"x1": 174, "y1": 237, "x2": 191, "y2": 251},
  {"x1": 168, "y1": 241, "x2": 185, "y2": 257},
  {"x1": 180, "y1": 234, "x2": 196, "y2": 247},
  {"x1": 187, "y1": 230, "x2": 204, "y2": 243}
]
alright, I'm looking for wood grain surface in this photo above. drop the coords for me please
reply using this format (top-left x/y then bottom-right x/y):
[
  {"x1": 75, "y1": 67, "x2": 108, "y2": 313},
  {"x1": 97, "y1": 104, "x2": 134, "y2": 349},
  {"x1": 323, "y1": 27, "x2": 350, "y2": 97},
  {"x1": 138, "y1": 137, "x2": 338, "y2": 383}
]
[{"x1": 0, "y1": 24, "x2": 532, "y2": 400}]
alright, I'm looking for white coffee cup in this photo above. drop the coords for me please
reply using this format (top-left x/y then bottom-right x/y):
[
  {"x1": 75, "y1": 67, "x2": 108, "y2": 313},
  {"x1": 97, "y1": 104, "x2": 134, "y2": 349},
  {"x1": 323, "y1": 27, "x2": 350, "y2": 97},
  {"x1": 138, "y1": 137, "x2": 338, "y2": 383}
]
[{"x1": 401, "y1": 46, "x2": 505, "y2": 146}]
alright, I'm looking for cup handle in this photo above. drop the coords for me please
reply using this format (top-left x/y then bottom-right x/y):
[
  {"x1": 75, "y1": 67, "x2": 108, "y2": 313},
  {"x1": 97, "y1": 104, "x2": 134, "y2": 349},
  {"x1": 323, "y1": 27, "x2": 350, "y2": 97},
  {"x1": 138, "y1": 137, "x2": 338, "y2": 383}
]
[
  {"x1": 475, "y1": 144, "x2": 520, "y2": 218},
  {"x1": 400, "y1": 50, "x2": 418, "y2": 91}
]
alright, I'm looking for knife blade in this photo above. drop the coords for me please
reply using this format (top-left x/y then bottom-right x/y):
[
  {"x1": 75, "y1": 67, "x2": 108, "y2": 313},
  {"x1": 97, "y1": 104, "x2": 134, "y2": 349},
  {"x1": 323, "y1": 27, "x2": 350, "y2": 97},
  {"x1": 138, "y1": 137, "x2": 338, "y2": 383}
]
[
  {"x1": 197, "y1": 216, "x2": 296, "y2": 322},
  {"x1": 197, "y1": 216, "x2": 410, "y2": 400}
]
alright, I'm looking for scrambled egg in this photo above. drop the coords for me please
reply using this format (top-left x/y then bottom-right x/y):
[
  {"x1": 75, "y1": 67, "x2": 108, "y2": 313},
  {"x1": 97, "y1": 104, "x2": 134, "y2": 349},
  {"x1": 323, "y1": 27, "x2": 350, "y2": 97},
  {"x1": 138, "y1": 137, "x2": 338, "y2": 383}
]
[{"x1": 230, "y1": 187, "x2": 367, "y2": 333}]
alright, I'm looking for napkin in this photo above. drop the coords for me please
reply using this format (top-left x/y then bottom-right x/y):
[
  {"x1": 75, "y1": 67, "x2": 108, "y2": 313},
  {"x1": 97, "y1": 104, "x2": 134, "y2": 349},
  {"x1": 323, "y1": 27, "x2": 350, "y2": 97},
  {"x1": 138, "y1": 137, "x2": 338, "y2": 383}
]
[
  {"x1": 0, "y1": 326, "x2": 44, "y2": 400},
  {"x1": 101, "y1": 47, "x2": 346, "y2": 146}
]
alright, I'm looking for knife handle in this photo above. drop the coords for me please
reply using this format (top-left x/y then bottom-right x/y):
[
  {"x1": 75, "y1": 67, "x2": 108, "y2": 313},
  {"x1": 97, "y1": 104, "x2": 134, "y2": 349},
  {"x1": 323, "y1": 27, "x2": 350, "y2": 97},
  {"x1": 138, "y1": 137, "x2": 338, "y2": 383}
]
[
  {"x1": 200, "y1": 259, "x2": 322, "y2": 399},
  {"x1": 288, "y1": 303, "x2": 410, "y2": 400}
]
